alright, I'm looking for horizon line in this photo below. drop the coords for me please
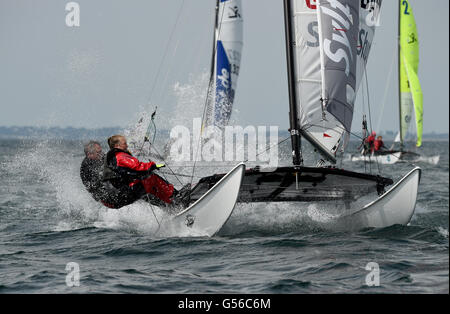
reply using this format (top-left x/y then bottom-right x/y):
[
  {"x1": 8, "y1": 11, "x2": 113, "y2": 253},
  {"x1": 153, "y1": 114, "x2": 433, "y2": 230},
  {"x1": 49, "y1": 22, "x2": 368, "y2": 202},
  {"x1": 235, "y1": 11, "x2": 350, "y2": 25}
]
[{"x1": 0, "y1": 125, "x2": 448, "y2": 135}]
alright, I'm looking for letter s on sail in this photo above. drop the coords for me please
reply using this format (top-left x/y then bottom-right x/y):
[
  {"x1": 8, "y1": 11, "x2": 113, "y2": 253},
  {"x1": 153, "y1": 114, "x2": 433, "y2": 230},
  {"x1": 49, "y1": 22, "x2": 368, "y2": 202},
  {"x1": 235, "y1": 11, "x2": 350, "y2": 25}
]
[{"x1": 323, "y1": 39, "x2": 350, "y2": 76}]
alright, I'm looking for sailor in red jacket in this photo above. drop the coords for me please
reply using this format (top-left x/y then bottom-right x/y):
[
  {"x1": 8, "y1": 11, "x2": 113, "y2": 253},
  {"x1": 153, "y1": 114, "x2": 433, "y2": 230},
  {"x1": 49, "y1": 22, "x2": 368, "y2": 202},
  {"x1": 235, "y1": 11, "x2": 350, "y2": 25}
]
[
  {"x1": 374, "y1": 136, "x2": 385, "y2": 152},
  {"x1": 364, "y1": 131, "x2": 377, "y2": 154},
  {"x1": 103, "y1": 134, "x2": 176, "y2": 208}
]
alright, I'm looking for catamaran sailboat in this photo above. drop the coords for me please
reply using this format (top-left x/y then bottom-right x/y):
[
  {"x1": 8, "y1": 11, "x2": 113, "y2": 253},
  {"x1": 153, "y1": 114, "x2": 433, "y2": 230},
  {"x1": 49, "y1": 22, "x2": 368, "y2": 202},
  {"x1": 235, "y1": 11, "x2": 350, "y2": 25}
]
[
  {"x1": 187, "y1": 0, "x2": 421, "y2": 230},
  {"x1": 351, "y1": 0, "x2": 439, "y2": 165}
]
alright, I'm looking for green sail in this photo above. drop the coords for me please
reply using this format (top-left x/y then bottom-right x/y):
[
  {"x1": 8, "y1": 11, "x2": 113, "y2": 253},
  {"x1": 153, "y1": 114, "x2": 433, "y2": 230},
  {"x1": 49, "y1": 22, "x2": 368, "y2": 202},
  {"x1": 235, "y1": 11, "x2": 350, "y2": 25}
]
[
  {"x1": 399, "y1": 0, "x2": 423, "y2": 147},
  {"x1": 403, "y1": 57, "x2": 423, "y2": 147}
]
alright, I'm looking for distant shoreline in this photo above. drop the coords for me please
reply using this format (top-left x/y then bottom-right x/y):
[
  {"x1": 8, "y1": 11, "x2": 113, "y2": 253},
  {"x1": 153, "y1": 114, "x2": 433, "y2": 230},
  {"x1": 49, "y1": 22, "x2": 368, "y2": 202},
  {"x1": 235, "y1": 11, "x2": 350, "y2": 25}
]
[
  {"x1": 0, "y1": 126, "x2": 124, "y2": 141},
  {"x1": 0, "y1": 126, "x2": 448, "y2": 141}
]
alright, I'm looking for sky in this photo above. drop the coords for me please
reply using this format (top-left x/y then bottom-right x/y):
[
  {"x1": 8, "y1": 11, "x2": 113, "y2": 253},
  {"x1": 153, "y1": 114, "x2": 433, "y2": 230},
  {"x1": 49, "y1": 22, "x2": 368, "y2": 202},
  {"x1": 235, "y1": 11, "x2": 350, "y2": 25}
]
[{"x1": 0, "y1": 0, "x2": 448, "y2": 134}]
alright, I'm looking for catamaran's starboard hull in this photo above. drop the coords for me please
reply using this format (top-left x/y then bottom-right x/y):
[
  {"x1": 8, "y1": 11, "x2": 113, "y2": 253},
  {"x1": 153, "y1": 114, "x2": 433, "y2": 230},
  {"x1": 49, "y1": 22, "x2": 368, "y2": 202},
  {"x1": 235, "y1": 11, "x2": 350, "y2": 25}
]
[
  {"x1": 332, "y1": 167, "x2": 421, "y2": 231},
  {"x1": 189, "y1": 166, "x2": 393, "y2": 204}
]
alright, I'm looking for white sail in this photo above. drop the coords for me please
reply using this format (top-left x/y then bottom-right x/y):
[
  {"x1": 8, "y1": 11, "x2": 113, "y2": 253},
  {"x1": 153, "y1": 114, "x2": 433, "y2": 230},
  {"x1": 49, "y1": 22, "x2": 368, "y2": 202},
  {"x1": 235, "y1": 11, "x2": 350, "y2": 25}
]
[
  {"x1": 356, "y1": 0, "x2": 382, "y2": 91},
  {"x1": 289, "y1": 0, "x2": 337, "y2": 161},
  {"x1": 203, "y1": 0, "x2": 243, "y2": 130},
  {"x1": 289, "y1": 0, "x2": 380, "y2": 162}
]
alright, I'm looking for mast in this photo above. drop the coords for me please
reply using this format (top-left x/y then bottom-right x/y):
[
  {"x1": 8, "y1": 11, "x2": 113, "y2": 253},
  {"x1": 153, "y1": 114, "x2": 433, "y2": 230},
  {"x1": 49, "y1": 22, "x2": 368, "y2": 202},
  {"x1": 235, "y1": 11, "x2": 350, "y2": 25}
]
[
  {"x1": 283, "y1": 0, "x2": 302, "y2": 167},
  {"x1": 397, "y1": 0, "x2": 403, "y2": 151},
  {"x1": 210, "y1": 0, "x2": 220, "y2": 75},
  {"x1": 202, "y1": 0, "x2": 220, "y2": 132}
]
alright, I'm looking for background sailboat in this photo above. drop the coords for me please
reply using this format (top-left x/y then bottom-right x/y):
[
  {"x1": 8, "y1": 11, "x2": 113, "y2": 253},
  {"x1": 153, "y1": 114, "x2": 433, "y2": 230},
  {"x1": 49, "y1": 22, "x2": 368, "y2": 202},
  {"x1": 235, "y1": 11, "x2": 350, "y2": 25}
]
[
  {"x1": 195, "y1": 0, "x2": 244, "y2": 159},
  {"x1": 202, "y1": 0, "x2": 243, "y2": 132},
  {"x1": 352, "y1": 0, "x2": 439, "y2": 165},
  {"x1": 397, "y1": 0, "x2": 422, "y2": 154},
  {"x1": 150, "y1": 0, "x2": 244, "y2": 161}
]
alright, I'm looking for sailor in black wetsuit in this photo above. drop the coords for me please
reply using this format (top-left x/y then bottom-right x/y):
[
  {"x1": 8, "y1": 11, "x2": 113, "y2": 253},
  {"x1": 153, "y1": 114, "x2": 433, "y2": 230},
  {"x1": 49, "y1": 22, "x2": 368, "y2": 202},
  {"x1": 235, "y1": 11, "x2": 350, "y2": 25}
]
[
  {"x1": 80, "y1": 141, "x2": 105, "y2": 200},
  {"x1": 80, "y1": 141, "x2": 133, "y2": 208}
]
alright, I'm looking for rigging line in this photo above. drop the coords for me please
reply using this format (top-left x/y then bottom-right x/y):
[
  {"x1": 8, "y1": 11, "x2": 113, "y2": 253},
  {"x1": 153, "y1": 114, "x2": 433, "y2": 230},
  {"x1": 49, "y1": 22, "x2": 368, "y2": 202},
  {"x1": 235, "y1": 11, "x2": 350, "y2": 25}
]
[
  {"x1": 183, "y1": 134, "x2": 289, "y2": 173},
  {"x1": 135, "y1": 107, "x2": 158, "y2": 159},
  {"x1": 160, "y1": 163, "x2": 284, "y2": 168},
  {"x1": 161, "y1": 133, "x2": 288, "y2": 174},
  {"x1": 360, "y1": 73, "x2": 370, "y2": 172},
  {"x1": 159, "y1": 171, "x2": 203, "y2": 178},
  {"x1": 361, "y1": 70, "x2": 367, "y2": 121},
  {"x1": 159, "y1": 8, "x2": 210, "y2": 110},
  {"x1": 147, "y1": 202, "x2": 161, "y2": 234},
  {"x1": 360, "y1": 69, "x2": 369, "y2": 147},
  {"x1": 364, "y1": 66, "x2": 373, "y2": 135},
  {"x1": 190, "y1": 78, "x2": 214, "y2": 186},
  {"x1": 158, "y1": 1, "x2": 205, "y2": 108},
  {"x1": 190, "y1": 1, "x2": 227, "y2": 187},
  {"x1": 364, "y1": 68, "x2": 381, "y2": 174},
  {"x1": 184, "y1": 3, "x2": 215, "y2": 83},
  {"x1": 376, "y1": 50, "x2": 396, "y2": 132},
  {"x1": 156, "y1": 38, "x2": 182, "y2": 108},
  {"x1": 148, "y1": 143, "x2": 185, "y2": 186},
  {"x1": 245, "y1": 136, "x2": 291, "y2": 162},
  {"x1": 364, "y1": 65, "x2": 374, "y2": 134},
  {"x1": 361, "y1": 64, "x2": 372, "y2": 173},
  {"x1": 159, "y1": 135, "x2": 289, "y2": 179},
  {"x1": 145, "y1": 0, "x2": 186, "y2": 110}
]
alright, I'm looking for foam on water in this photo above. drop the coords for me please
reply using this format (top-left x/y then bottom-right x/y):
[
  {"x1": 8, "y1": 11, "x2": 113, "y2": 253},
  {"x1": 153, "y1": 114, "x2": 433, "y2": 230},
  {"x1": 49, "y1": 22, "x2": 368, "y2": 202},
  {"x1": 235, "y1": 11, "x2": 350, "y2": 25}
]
[
  {"x1": 219, "y1": 202, "x2": 342, "y2": 235},
  {"x1": 417, "y1": 155, "x2": 440, "y2": 165},
  {"x1": 437, "y1": 227, "x2": 449, "y2": 238},
  {"x1": 3, "y1": 72, "x2": 246, "y2": 238},
  {"x1": 414, "y1": 203, "x2": 428, "y2": 214},
  {"x1": 93, "y1": 201, "x2": 165, "y2": 234},
  {"x1": 11, "y1": 139, "x2": 205, "y2": 237}
]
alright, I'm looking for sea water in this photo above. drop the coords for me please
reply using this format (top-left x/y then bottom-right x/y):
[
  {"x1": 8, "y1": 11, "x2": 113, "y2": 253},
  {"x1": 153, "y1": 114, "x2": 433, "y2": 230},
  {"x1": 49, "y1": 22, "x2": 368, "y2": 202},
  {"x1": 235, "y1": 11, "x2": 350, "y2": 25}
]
[{"x1": 0, "y1": 138, "x2": 448, "y2": 294}]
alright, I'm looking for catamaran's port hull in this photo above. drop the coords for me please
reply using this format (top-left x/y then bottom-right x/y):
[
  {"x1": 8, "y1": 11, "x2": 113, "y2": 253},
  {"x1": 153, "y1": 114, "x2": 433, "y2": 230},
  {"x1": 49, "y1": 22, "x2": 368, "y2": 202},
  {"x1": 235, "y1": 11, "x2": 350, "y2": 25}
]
[{"x1": 331, "y1": 167, "x2": 421, "y2": 230}]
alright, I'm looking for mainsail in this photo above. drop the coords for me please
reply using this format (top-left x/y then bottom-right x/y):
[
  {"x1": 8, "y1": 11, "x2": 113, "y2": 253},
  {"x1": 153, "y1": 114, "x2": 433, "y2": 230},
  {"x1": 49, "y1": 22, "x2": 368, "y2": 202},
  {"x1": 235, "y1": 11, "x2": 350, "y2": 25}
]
[
  {"x1": 398, "y1": 0, "x2": 423, "y2": 147},
  {"x1": 286, "y1": 0, "x2": 381, "y2": 163},
  {"x1": 203, "y1": 0, "x2": 243, "y2": 131}
]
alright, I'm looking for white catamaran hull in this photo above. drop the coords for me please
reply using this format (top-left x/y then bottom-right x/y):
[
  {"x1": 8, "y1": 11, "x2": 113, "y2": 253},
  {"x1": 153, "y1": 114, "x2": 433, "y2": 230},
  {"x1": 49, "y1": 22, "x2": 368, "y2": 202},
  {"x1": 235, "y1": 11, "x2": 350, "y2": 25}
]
[
  {"x1": 335, "y1": 167, "x2": 421, "y2": 231},
  {"x1": 351, "y1": 152, "x2": 402, "y2": 165},
  {"x1": 170, "y1": 163, "x2": 245, "y2": 237},
  {"x1": 351, "y1": 152, "x2": 439, "y2": 165}
]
